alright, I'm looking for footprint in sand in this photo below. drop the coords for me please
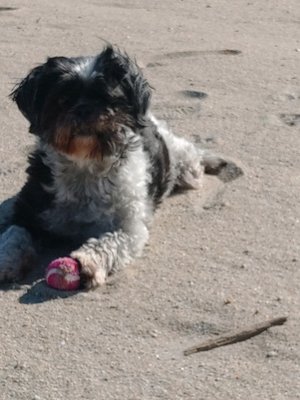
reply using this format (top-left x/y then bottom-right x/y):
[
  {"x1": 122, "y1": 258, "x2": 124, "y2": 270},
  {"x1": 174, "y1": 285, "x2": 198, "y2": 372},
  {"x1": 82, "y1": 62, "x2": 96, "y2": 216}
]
[
  {"x1": 148, "y1": 49, "x2": 241, "y2": 68},
  {"x1": 269, "y1": 91, "x2": 300, "y2": 127},
  {"x1": 179, "y1": 90, "x2": 208, "y2": 100},
  {"x1": 279, "y1": 113, "x2": 300, "y2": 127},
  {"x1": 153, "y1": 104, "x2": 199, "y2": 120},
  {"x1": 0, "y1": 7, "x2": 18, "y2": 12},
  {"x1": 167, "y1": 319, "x2": 221, "y2": 335},
  {"x1": 153, "y1": 90, "x2": 207, "y2": 120},
  {"x1": 159, "y1": 49, "x2": 242, "y2": 60}
]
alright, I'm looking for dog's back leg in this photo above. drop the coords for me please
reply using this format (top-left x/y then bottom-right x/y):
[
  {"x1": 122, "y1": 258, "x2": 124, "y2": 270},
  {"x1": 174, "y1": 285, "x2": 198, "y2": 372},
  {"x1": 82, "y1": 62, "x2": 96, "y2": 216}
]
[
  {"x1": 151, "y1": 116, "x2": 243, "y2": 190},
  {"x1": 201, "y1": 152, "x2": 244, "y2": 183},
  {"x1": 172, "y1": 138, "x2": 205, "y2": 190},
  {"x1": 150, "y1": 116, "x2": 206, "y2": 190},
  {"x1": 171, "y1": 144, "x2": 243, "y2": 189}
]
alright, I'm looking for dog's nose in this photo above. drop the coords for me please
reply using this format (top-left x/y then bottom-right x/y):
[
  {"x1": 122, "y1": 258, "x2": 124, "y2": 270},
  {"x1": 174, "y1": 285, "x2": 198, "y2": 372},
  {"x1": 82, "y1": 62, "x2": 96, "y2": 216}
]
[{"x1": 75, "y1": 104, "x2": 92, "y2": 119}]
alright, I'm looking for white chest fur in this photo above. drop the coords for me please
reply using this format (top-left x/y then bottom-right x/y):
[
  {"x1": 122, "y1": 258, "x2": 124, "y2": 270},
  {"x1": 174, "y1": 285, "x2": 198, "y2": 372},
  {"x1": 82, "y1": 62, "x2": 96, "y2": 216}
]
[{"x1": 39, "y1": 145, "x2": 151, "y2": 241}]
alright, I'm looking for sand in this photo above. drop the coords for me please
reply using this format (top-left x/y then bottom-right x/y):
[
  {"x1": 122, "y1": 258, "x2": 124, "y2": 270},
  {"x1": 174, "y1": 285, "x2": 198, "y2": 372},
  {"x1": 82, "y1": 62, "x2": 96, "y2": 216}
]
[{"x1": 0, "y1": 1, "x2": 299, "y2": 399}]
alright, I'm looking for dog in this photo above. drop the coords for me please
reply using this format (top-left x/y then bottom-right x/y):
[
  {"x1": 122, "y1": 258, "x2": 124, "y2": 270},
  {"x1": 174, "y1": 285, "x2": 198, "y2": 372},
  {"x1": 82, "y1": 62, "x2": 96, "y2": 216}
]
[{"x1": 0, "y1": 46, "x2": 242, "y2": 289}]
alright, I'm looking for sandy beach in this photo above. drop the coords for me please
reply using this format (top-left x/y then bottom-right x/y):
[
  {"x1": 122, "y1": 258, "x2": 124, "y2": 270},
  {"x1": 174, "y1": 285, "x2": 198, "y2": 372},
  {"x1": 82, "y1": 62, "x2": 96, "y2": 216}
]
[{"x1": 0, "y1": 1, "x2": 299, "y2": 399}]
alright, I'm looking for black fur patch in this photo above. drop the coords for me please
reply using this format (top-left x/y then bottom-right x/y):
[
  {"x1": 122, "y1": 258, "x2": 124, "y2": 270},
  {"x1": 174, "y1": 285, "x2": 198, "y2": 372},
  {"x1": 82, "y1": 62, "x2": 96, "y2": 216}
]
[
  {"x1": 12, "y1": 150, "x2": 55, "y2": 238},
  {"x1": 138, "y1": 120, "x2": 171, "y2": 206}
]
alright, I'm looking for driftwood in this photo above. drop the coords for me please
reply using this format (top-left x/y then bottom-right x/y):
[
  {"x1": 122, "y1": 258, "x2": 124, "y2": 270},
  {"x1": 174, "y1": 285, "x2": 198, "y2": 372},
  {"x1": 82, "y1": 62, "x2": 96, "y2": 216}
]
[{"x1": 184, "y1": 316, "x2": 287, "y2": 356}]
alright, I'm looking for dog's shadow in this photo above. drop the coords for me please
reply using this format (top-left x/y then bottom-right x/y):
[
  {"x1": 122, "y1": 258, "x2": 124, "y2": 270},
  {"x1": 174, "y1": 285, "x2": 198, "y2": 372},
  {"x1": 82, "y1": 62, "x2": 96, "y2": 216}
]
[
  {"x1": 19, "y1": 246, "x2": 82, "y2": 304},
  {"x1": 19, "y1": 281, "x2": 80, "y2": 304},
  {"x1": 2, "y1": 244, "x2": 82, "y2": 304}
]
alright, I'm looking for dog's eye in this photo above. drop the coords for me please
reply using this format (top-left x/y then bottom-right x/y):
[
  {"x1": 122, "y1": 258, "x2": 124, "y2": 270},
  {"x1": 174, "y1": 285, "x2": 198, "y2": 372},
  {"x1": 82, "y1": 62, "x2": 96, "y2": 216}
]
[{"x1": 58, "y1": 96, "x2": 74, "y2": 107}]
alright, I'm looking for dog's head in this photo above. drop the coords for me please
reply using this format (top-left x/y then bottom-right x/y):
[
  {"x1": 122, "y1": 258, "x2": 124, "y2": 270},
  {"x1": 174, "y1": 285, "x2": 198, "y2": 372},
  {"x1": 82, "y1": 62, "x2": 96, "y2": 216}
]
[{"x1": 11, "y1": 46, "x2": 151, "y2": 161}]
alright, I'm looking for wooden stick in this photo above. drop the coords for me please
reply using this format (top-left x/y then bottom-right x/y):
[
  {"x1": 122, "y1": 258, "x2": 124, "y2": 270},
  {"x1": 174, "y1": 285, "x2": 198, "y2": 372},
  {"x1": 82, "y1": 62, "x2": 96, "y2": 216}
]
[{"x1": 184, "y1": 316, "x2": 287, "y2": 356}]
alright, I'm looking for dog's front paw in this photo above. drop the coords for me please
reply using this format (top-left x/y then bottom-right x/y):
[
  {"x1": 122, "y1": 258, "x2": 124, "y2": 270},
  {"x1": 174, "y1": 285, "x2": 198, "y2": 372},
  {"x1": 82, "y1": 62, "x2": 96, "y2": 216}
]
[{"x1": 70, "y1": 250, "x2": 106, "y2": 290}]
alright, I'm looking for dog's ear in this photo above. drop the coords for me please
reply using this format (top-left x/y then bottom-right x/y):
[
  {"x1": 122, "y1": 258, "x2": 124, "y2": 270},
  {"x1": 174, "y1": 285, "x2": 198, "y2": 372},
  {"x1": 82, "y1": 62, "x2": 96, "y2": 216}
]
[
  {"x1": 100, "y1": 45, "x2": 128, "y2": 82},
  {"x1": 10, "y1": 64, "x2": 45, "y2": 129},
  {"x1": 100, "y1": 46, "x2": 152, "y2": 117}
]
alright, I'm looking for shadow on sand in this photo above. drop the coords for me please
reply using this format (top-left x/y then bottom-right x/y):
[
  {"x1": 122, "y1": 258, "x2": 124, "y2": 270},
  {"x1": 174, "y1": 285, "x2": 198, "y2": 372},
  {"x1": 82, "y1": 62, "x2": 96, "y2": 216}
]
[
  {"x1": 0, "y1": 245, "x2": 82, "y2": 304},
  {"x1": 18, "y1": 280, "x2": 80, "y2": 304}
]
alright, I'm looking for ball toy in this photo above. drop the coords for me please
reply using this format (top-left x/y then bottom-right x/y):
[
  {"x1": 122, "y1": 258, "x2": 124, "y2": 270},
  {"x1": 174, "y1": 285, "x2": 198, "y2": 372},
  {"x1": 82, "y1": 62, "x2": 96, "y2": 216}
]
[{"x1": 45, "y1": 257, "x2": 80, "y2": 290}]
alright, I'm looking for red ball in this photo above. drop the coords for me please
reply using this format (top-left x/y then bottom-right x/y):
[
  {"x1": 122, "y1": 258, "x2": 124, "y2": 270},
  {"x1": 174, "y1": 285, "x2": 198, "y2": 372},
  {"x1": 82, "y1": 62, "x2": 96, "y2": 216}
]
[{"x1": 45, "y1": 257, "x2": 80, "y2": 291}]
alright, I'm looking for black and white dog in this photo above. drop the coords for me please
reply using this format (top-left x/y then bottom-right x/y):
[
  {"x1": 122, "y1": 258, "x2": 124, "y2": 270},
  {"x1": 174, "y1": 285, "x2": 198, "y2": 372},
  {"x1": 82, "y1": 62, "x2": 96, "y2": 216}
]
[{"x1": 0, "y1": 46, "x2": 242, "y2": 289}]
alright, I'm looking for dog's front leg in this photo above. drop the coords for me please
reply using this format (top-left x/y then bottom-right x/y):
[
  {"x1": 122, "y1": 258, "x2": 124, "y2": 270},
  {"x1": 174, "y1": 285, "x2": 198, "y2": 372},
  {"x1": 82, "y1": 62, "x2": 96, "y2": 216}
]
[
  {"x1": 71, "y1": 221, "x2": 149, "y2": 289},
  {"x1": 0, "y1": 225, "x2": 37, "y2": 282},
  {"x1": 0, "y1": 197, "x2": 16, "y2": 234}
]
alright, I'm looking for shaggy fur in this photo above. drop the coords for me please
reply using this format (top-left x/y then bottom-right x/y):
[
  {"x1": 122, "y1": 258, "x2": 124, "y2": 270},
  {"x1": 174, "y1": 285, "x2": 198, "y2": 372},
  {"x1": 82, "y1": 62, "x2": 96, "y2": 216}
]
[{"x1": 0, "y1": 46, "x2": 242, "y2": 289}]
